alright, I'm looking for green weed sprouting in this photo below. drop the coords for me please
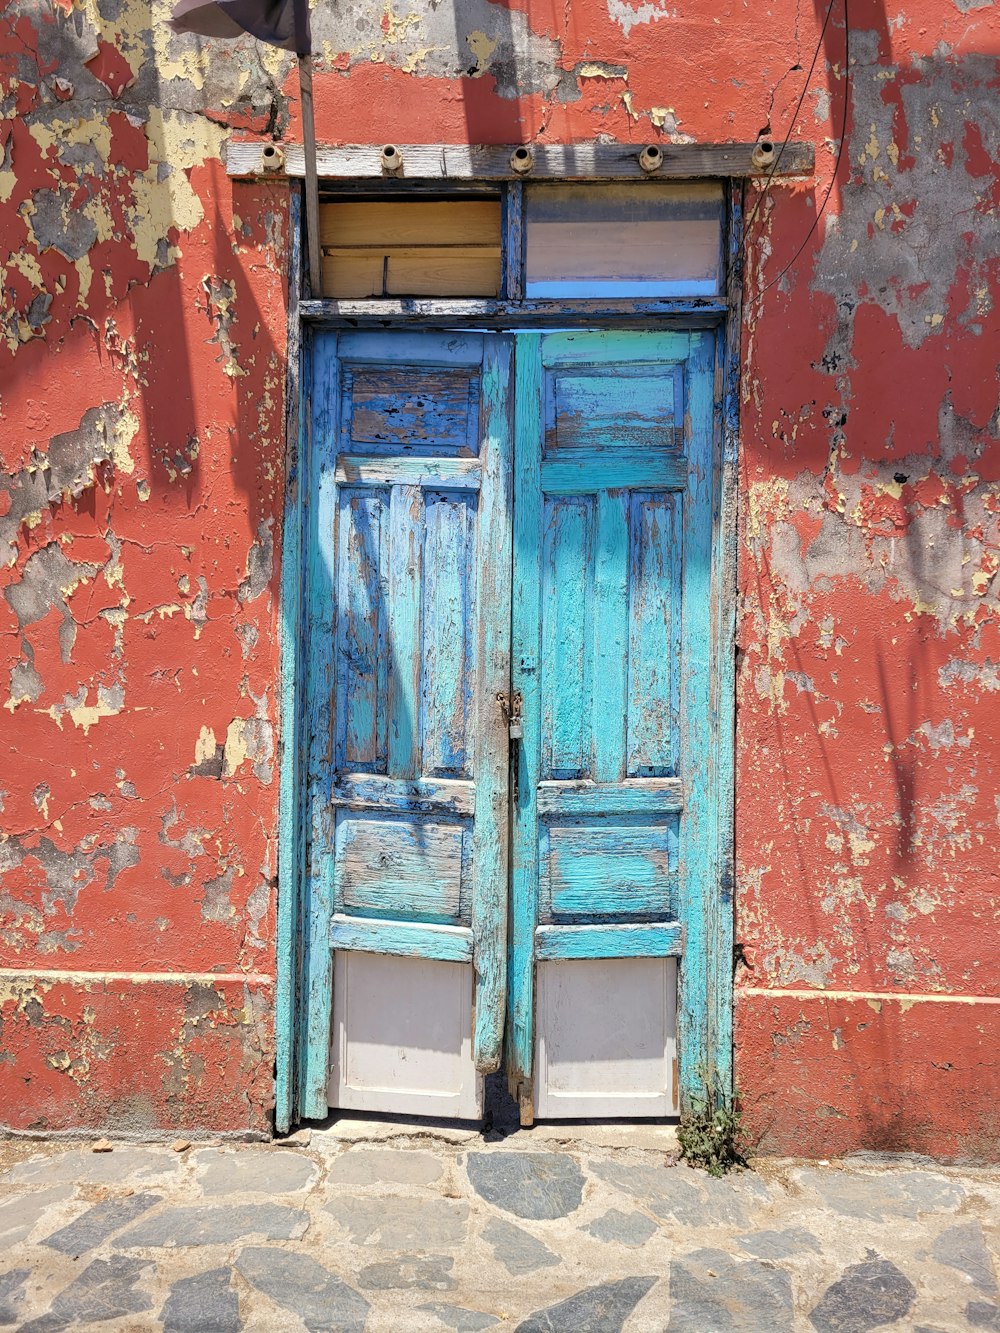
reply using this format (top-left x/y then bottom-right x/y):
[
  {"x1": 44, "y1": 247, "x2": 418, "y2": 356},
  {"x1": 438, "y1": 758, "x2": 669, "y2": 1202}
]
[{"x1": 678, "y1": 1079, "x2": 750, "y2": 1178}]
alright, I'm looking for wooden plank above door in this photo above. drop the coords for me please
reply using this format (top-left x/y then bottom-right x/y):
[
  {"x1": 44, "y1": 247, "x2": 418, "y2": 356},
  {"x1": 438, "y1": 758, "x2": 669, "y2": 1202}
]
[{"x1": 227, "y1": 140, "x2": 815, "y2": 180}]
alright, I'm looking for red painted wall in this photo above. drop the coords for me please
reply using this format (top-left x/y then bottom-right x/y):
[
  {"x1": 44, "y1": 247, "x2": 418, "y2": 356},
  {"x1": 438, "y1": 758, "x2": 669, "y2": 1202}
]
[{"x1": 1, "y1": 0, "x2": 997, "y2": 1155}]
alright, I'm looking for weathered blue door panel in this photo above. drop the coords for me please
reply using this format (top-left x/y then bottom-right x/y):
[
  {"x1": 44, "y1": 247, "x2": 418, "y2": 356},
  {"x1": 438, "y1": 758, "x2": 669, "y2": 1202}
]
[
  {"x1": 301, "y1": 332, "x2": 512, "y2": 1118},
  {"x1": 508, "y1": 329, "x2": 726, "y2": 1115},
  {"x1": 300, "y1": 324, "x2": 729, "y2": 1122}
]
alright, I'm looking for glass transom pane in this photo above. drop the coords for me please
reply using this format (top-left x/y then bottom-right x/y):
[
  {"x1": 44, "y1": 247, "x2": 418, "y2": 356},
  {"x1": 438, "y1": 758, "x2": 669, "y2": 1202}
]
[{"x1": 525, "y1": 182, "x2": 723, "y2": 298}]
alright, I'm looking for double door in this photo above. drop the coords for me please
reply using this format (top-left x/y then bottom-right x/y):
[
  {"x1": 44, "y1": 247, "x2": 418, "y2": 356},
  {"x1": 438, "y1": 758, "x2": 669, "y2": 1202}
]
[{"x1": 299, "y1": 327, "x2": 727, "y2": 1122}]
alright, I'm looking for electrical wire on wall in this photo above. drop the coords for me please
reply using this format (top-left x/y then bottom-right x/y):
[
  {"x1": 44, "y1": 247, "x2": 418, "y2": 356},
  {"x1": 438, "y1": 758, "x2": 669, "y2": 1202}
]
[{"x1": 746, "y1": 0, "x2": 851, "y2": 298}]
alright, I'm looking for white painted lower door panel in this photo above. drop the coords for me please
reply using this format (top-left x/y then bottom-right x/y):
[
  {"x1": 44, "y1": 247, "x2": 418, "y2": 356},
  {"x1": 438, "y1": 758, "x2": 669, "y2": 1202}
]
[
  {"x1": 329, "y1": 952, "x2": 483, "y2": 1119},
  {"x1": 534, "y1": 957, "x2": 678, "y2": 1118}
]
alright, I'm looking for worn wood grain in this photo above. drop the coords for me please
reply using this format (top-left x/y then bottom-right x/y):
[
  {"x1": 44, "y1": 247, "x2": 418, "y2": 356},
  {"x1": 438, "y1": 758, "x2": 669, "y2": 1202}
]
[
  {"x1": 535, "y1": 778, "x2": 682, "y2": 817},
  {"x1": 276, "y1": 184, "x2": 304, "y2": 1133},
  {"x1": 302, "y1": 297, "x2": 728, "y2": 328},
  {"x1": 330, "y1": 915, "x2": 474, "y2": 963},
  {"x1": 332, "y1": 772, "x2": 475, "y2": 815},
  {"x1": 534, "y1": 923, "x2": 683, "y2": 960},
  {"x1": 228, "y1": 140, "x2": 815, "y2": 180},
  {"x1": 343, "y1": 367, "x2": 479, "y2": 454},
  {"x1": 542, "y1": 822, "x2": 675, "y2": 921},
  {"x1": 470, "y1": 336, "x2": 513, "y2": 1073},
  {"x1": 335, "y1": 815, "x2": 468, "y2": 922}
]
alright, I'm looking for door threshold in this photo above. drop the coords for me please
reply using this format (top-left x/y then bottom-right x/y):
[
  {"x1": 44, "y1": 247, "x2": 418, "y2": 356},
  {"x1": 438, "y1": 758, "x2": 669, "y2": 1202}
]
[{"x1": 300, "y1": 1110, "x2": 680, "y2": 1155}]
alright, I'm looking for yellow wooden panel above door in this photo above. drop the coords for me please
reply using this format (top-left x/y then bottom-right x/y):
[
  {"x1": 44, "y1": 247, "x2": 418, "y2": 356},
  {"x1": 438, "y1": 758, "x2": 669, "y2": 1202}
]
[{"x1": 320, "y1": 199, "x2": 502, "y2": 297}]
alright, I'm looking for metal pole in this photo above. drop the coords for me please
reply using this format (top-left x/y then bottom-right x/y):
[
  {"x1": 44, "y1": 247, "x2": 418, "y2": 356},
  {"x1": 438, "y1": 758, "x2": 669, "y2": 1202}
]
[{"x1": 298, "y1": 52, "x2": 324, "y2": 298}]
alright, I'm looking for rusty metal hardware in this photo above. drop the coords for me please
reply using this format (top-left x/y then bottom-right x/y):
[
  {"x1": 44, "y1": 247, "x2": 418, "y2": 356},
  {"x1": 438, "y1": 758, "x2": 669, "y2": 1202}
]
[{"x1": 497, "y1": 690, "x2": 524, "y2": 801}]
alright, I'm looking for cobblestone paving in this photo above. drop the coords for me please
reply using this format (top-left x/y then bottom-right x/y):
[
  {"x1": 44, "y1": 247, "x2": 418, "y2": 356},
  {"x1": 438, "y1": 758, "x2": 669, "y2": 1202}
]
[{"x1": 0, "y1": 1123, "x2": 997, "y2": 1331}]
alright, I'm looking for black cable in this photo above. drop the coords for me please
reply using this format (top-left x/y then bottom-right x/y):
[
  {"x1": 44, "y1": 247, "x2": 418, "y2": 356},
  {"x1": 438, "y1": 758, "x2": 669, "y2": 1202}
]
[
  {"x1": 756, "y1": 0, "x2": 851, "y2": 298},
  {"x1": 744, "y1": 0, "x2": 839, "y2": 238}
]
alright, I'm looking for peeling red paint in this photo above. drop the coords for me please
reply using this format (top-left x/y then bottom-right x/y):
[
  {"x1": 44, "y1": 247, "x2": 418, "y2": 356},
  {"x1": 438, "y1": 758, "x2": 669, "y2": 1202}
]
[{"x1": 1, "y1": 0, "x2": 998, "y2": 1154}]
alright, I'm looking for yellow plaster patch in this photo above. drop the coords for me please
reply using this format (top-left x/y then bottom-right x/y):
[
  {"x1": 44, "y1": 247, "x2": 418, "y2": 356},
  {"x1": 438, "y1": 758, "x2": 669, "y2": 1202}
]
[
  {"x1": 222, "y1": 718, "x2": 249, "y2": 777},
  {"x1": 126, "y1": 109, "x2": 224, "y2": 269},
  {"x1": 194, "y1": 725, "x2": 217, "y2": 766},
  {"x1": 466, "y1": 30, "x2": 498, "y2": 76}
]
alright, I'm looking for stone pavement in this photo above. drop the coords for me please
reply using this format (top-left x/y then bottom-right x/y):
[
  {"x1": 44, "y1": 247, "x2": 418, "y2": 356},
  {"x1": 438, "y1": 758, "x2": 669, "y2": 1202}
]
[{"x1": 1, "y1": 1116, "x2": 998, "y2": 1332}]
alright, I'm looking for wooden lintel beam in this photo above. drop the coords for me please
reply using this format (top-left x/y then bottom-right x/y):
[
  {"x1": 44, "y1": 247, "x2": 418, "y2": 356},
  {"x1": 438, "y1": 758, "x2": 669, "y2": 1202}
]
[{"x1": 227, "y1": 140, "x2": 815, "y2": 182}]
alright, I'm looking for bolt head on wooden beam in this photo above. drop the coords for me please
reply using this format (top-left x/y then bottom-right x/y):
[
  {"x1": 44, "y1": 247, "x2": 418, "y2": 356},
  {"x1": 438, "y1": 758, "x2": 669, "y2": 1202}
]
[{"x1": 227, "y1": 141, "x2": 815, "y2": 182}]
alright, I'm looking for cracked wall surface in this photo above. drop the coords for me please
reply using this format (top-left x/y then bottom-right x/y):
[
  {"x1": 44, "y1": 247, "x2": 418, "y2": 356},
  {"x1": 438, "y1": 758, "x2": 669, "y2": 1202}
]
[{"x1": 1, "y1": 0, "x2": 998, "y2": 1154}]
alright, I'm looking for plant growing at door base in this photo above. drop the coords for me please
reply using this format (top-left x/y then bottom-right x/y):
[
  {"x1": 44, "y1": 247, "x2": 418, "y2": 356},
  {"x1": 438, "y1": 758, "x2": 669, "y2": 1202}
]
[{"x1": 678, "y1": 1080, "x2": 750, "y2": 1177}]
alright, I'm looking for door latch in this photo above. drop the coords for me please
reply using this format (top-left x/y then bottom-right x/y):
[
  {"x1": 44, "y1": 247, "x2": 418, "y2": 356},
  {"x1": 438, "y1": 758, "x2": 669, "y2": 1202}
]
[{"x1": 497, "y1": 690, "x2": 523, "y2": 802}]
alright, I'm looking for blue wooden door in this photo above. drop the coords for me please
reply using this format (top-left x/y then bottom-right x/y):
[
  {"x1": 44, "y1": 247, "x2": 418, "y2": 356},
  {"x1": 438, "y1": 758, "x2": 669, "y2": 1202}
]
[
  {"x1": 301, "y1": 331, "x2": 512, "y2": 1120},
  {"x1": 508, "y1": 330, "x2": 725, "y2": 1120}
]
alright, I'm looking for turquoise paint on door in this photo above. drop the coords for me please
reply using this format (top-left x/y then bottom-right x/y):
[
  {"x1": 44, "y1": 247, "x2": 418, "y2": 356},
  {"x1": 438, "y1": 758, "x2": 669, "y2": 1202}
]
[
  {"x1": 300, "y1": 331, "x2": 513, "y2": 1119},
  {"x1": 300, "y1": 327, "x2": 728, "y2": 1121},
  {"x1": 508, "y1": 330, "x2": 725, "y2": 1119}
]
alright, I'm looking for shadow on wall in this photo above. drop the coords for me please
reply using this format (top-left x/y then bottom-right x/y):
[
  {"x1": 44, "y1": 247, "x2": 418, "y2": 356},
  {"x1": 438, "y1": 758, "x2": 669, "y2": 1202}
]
[{"x1": 743, "y1": 1, "x2": 999, "y2": 1152}]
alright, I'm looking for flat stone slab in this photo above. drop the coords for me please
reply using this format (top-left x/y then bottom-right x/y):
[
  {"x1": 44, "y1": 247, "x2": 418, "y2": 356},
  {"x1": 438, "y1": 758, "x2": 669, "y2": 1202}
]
[
  {"x1": 195, "y1": 1147, "x2": 318, "y2": 1196},
  {"x1": 0, "y1": 1186, "x2": 74, "y2": 1245},
  {"x1": 585, "y1": 1208, "x2": 657, "y2": 1247},
  {"x1": 20, "y1": 1255, "x2": 153, "y2": 1330},
  {"x1": 358, "y1": 1256, "x2": 455, "y2": 1291},
  {"x1": 809, "y1": 1257, "x2": 917, "y2": 1332},
  {"x1": 160, "y1": 1266, "x2": 240, "y2": 1333},
  {"x1": 794, "y1": 1168, "x2": 964, "y2": 1221},
  {"x1": 42, "y1": 1192, "x2": 160, "y2": 1255},
  {"x1": 114, "y1": 1203, "x2": 309, "y2": 1248},
  {"x1": 737, "y1": 1226, "x2": 824, "y2": 1260},
  {"x1": 669, "y1": 1248, "x2": 794, "y2": 1331},
  {"x1": 326, "y1": 1149, "x2": 443, "y2": 1186},
  {"x1": 967, "y1": 1300, "x2": 1000, "y2": 1329},
  {"x1": 932, "y1": 1222, "x2": 997, "y2": 1294},
  {"x1": 483, "y1": 1216, "x2": 560, "y2": 1274},
  {"x1": 3, "y1": 1148, "x2": 179, "y2": 1188},
  {"x1": 0, "y1": 1268, "x2": 29, "y2": 1324},
  {"x1": 466, "y1": 1152, "x2": 585, "y2": 1221},
  {"x1": 592, "y1": 1159, "x2": 771, "y2": 1227},
  {"x1": 419, "y1": 1302, "x2": 499, "y2": 1331},
  {"x1": 327, "y1": 1196, "x2": 469, "y2": 1249},
  {"x1": 236, "y1": 1246, "x2": 369, "y2": 1332},
  {"x1": 516, "y1": 1276, "x2": 657, "y2": 1332}
]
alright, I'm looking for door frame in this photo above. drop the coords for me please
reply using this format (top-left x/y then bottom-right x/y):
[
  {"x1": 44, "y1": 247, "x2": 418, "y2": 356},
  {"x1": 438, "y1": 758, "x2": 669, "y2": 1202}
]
[{"x1": 274, "y1": 178, "x2": 742, "y2": 1132}]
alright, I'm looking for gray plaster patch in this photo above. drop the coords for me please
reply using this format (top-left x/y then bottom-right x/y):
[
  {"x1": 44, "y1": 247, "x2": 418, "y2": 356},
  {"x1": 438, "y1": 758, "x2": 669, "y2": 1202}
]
[
  {"x1": 161, "y1": 1267, "x2": 240, "y2": 1333},
  {"x1": 466, "y1": 1152, "x2": 584, "y2": 1221},
  {"x1": 482, "y1": 1216, "x2": 560, "y2": 1274},
  {"x1": 24, "y1": 1255, "x2": 153, "y2": 1329},
  {"x1": 0, "y1": 1186, "x2": 74, "y2": 1244},
  {"x1": 327, "y1": 1196, "x2": 468, "y2": 1249},
  {"x1": 516, "y1": 1276, "x2": 657, "y2": 1332},
  {"x1": 795, "y1": 1168, "x2": 964, "y2": 1221},
  {"x1": 737, "y1": 1227, "x2": 824, "y2": 1260},
  {"x1": 669, "y1": 1248, "x2": 794, "y2": 1331},
  {"x1": 236, "y1": 1247, "x2": 369, "y2": 1332},
  {"x1": 114, "y1": 1204, "x2": 308, "y2": 1248},
  {"x1": 42, "y1": 1193, "x2": 161, "y2": 1255},
  {"x1": 195, "y1": 1148, "x2": 318, "y2": 1196},
  {"x1": 418, "y1": 1303, "x2": 499, "y2": 1331},
  {"x1": 585, "y1": 1209, "x2": 657, "y2": 1247},
  {"x1": 809, "y1": 1258, "x2": 917, "y2": 1332},
  {"x1": 3, "y1": 1148, "x2": 178, "y2": 1188},
  {"x1": 358, "y1": 1257, "x2": 455, "y2": 1291},
  {"x1": 0, "y1": 1268, "x2": 30, "y2": 1324},
  {"x1": 967, "y1": 1302, "x2": 1000, "y2": 1330},
  {"x1": 932, "y1": 1222, "x2": 997, "y2": 1294},
  {"x1": 326, "y1": 1149, "x2": 443, "y2": 1187}
]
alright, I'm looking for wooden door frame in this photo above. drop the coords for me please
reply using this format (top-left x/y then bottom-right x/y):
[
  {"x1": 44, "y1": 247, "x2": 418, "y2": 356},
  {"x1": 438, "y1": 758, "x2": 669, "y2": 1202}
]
[{"x1": 274, "y1": 180, "x2": 742, "y2": 1133}]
